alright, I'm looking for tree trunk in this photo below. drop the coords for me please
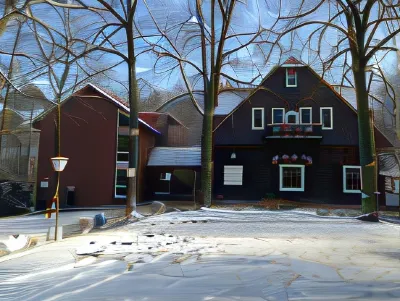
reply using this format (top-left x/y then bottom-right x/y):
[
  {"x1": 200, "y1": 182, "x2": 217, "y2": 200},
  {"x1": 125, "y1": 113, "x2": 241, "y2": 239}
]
[
  {"x1": 201, "y1": 80, "x2": 215, "y2": 207},
  {"x1": 126, "y1": 60, "x2": 140, "y2": 216},
  {"x1": 353, "y1": 67, "x2": 377, "y2": 213},
  {"x1": 125, "y1": 12, "x2": 140, "y2": 215}
]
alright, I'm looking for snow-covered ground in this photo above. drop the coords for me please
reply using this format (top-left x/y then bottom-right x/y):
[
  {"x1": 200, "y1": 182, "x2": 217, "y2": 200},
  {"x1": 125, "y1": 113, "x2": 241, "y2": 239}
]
[{"x1": 0, "y1": 209, "x2": 399, "y2": 300}]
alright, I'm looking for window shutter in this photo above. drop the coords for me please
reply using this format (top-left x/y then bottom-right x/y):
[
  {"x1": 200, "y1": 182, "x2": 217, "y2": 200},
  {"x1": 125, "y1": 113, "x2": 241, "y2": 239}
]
[{"x1": 224, "y1": 166, "x2": 243, "y2": 185}]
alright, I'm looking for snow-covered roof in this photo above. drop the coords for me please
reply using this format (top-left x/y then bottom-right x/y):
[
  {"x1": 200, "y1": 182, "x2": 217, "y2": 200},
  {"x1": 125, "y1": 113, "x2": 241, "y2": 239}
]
[
  {"x1": 214, "y1": 90, "x2": 251, "y2": 116},
  {"x1": 147, "y1": 147, "x2": 201, "y2": 167}
]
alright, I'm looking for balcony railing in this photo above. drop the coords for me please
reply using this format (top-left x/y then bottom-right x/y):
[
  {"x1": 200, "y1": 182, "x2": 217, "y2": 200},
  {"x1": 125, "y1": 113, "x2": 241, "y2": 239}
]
[{"x1": 265, "y1": 123, "x2": 323, "y2": 138}]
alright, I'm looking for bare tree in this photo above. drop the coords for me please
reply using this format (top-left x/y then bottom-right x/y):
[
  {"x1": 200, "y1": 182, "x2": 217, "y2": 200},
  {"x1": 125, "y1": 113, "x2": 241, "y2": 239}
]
[
  {"x1": 276, "y1": 0, "x2": 400, "y2": 213},
  {"x1": 142, "y1": 0, "x2": 283, "y2": 206},
  {"x1": 5, "y1": 0, "x2": 160, "y2": 216}
]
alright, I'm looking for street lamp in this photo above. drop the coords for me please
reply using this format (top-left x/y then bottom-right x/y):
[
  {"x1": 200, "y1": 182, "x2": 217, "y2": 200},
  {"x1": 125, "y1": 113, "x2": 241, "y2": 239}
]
[
  {"x1": 50, "y1": 156, "x2": 69, "y2": 241},
  {"x1": 51, "y1": 157, "x2": 69, "y2": 172}
]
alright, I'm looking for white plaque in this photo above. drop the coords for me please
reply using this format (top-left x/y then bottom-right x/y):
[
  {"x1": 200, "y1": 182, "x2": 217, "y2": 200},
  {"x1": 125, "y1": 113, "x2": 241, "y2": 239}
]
[
  {"x1": 40, "y1": 181, "x2": 49, "y2": 188},
  {"x1": 127, "y1": 168, "x2": 136, "y2": 178}
]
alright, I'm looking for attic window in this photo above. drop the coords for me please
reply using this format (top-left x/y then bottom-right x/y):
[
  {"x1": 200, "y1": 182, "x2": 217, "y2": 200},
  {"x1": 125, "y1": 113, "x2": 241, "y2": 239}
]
[{"x1": 286, "y1": 68, "x2": 297, "y2": 87}]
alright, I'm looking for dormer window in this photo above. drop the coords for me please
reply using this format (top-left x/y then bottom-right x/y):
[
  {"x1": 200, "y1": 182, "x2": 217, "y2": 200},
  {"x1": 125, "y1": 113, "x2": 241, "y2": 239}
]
[{"x1": 286, "y1": 68, "x2": 297, "y2": 87}]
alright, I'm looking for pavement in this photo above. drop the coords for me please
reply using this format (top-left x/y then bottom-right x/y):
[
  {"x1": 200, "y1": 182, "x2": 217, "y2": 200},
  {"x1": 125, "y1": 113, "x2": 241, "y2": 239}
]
[{"x1": 0, "y1": 209, "x2": 399, "y2": 300}]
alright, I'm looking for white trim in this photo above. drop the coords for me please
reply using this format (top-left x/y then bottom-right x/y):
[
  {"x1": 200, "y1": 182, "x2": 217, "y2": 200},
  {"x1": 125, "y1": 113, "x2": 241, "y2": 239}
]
[
  {"x1": 320, "y1": 107, "x2": 333, "y2": 130},
  {"x1": 285, "y1": 68, "x2": 297, "y2": 87},
  {"x1": 160, "y1": 172, "x2": 171, "y2": 181},
  {"x1": 343, "y1": 165, "x2": 362, "y2": 193},
  {"x1": 279, "y1": 164, "x2": 305, "y2": 192},
  {"x1": 285, "y1": 110, "x2": 299, "y2": 124},
  {"x1": 272, "y1": 108, "x2": 285, "y2": 124},
  {"x1": 300, "y1": 107, "x2": 312, "y2": 124},
  {"x1": 87, "y1": 83, "x2": 161, "y2": 134},
  {"x1": 252, "y1": 108, "x2": 264, "y2": 130},
  {"x1": 281, "y1": 64, "x2": 302, "y2": 68}
]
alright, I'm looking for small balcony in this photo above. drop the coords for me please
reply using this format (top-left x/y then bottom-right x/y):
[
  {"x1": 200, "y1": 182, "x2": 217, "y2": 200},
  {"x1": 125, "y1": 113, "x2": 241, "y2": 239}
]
[{"x1": 265, "y1": 123, "x2": 323, "y2": 139}]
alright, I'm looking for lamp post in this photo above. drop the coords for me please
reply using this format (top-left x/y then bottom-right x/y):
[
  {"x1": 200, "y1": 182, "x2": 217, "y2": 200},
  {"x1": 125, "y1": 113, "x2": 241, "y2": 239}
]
[{"x1": 50, "y1": 156, "x2": 69, "y2": 241}]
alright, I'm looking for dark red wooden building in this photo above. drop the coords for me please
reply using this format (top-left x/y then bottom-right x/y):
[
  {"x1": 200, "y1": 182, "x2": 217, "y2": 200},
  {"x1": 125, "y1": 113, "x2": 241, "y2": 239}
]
[{"x1": 33, "y1": 84, "x2": 161, "y2": 208}]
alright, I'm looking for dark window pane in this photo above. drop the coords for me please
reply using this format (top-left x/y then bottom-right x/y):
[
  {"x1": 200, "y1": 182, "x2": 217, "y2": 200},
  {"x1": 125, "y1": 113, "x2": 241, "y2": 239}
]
[
  {"x1": 253, "y1": 109, "x2": 263, "y2": 128},
  {"x1": 116, "y1": 169, "x2": 127, "y2": 196},
  {"x1": 322, "y1": 109, "x2": 332, "y2": 128},
  {"x1": 346, "y1": 168, "x2": 361, "y2": 190},
  {"x1": 119, "y1": 113, "x2": 129, "y2": 126},
  {"x1": 286, "y1": 69, "x2": 297, "y2": 86},
  {"x1": 287, "y1": 115, "x2": 297, "y2": 124},
  {"x1": 116, "y1": 187, "x2": 127, "y2": 195},
  {"x1": 273, "y1": 109, "x2": 284, "y2": 123},
  {"x1": 282, "y1": 167, "x2": 302, "y2": 188},
  {"x1": 118, "y1": 135, "x2": 129, "y2": 152},
  {"x1": 117, "y1": 152, "x2": 129, "y2": 162},
  {"x1": 301, "y1": 109, "x2": 311, "y2": 124}
]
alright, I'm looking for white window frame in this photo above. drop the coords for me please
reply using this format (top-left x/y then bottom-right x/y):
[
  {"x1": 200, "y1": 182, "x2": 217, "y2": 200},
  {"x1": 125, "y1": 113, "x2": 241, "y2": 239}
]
[
  {"x1": 320, "y1": 107, "x2": 333, "y2": 130},
  {"x1": 252, "y1": 108, "x2": 264, "y2": 130},
  {"x1": 300, "y1": 107, "x2": 312, "y2": 124},
  {"x1": 343, "y1": 165, "x2": 362, "y2": 193},
  {"x1": 285, "y1": 110, "x2": 299, "y2": 124},
  {"x1": 286, "y1": 68, "x2": 297, "y2": 87},
  {"x1": 272, "y1": 108, "x2": 285, "y2": 124},
  {"x1": 279, "y1": 164, "x2": 305, "y2": 192},
  {"x1": 224, "y1": 165, "x2": 243, "y2": 186},
  {"x1": 160, "y1": 172, "x2": 171, "y2": 181}
]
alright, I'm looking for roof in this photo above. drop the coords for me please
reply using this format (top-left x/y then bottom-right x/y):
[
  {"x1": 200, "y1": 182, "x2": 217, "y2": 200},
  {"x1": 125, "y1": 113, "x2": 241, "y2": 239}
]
[
  {"x1": 33, "y1": 83, "x2": 160, "y2": 135},
  {"x1": 138, "y1": 112, "x2": 186, "y2": 130},
  {"x1": 86, "y1": 84, "x2": 160, "y2": 134},
  {"x1": 147, "y1": 147, "x2": 201, "y2": 167},
  {"x1": 378, "y1": 150, "x2": 400, "y2": 177},
  {"x1": 214, "y1": 90, "x2": 252, "y2": 116},
  {"x1": 282, "y1": 56, "x2": 303, "y2": 66}
]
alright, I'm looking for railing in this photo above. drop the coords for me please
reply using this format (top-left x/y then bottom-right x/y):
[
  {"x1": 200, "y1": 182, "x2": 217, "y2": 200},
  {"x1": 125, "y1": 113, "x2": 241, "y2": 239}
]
[{"x1": 265, "y1": 124, "x2": 323, "y2": 138}]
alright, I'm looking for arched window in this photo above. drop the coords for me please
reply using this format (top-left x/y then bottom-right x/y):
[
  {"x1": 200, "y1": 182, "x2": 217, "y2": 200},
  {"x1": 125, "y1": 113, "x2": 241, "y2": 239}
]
[{"x1": 285, "y1": 111, "x2": 299, "y2": 124}]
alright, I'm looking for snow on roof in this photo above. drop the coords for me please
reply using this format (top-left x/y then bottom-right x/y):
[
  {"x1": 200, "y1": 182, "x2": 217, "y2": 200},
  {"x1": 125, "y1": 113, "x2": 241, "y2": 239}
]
[
  {"x1": 86, "y1": 83, "x2": 160, "y2": 135},
  {"x1": 147, "y1": 147, "x2": 201, "y2": 167},
  {"x1": 281, "y1": 56, "x2": 303, "y2": 67},
  {"x1": 214, "y1": 90, "x2": 251, "y2": 116}
]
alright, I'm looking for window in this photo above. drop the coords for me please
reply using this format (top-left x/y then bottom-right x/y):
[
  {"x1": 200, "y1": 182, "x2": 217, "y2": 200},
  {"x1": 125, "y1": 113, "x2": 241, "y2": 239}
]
[
  {"x1": 343, "y1": 165, "x2": 362, "y2": 193},
  {"x1": 252, "y1": 108, "x2": 264, "y2": 130},
  {"x1": 117, "y1": 152, "x2": 129, "y2": 162},
  {"x1": 286, "y1": 68, "x2": 297, "y2": 87},
  {"x1": 115, "y1": 169, "x2": 127, "y2": 198},
  {"x1": 300, "y1": 107, "x2": 312, "y2": 124},
  {"x1": 320, "y1": 107, "x2": 333, "y2": 129},
  {"x1": 279, "y1": 164, "x2": 305, "y2": 192},
  {"x1": 160, "y1": 172, "x2": 171, "y2": 181},
  {"x1": 272, "y1": 108, "x2": 285, "y2": 124},
  {"x1": 285, "y1": 111, "x2": 299, "y2": 124},
  {"x1": 393, "y1": 178, "x2": 400, "y2": 194},
  {"x1": 224, "y1": 165, "x2": 243, "y2": 185}
]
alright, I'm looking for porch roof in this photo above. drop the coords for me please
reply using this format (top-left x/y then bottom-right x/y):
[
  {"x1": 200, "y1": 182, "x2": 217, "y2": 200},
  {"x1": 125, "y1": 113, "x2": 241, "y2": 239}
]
[{"x1": 147, "y1": 147, "x2": 201, "y2": 167}]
